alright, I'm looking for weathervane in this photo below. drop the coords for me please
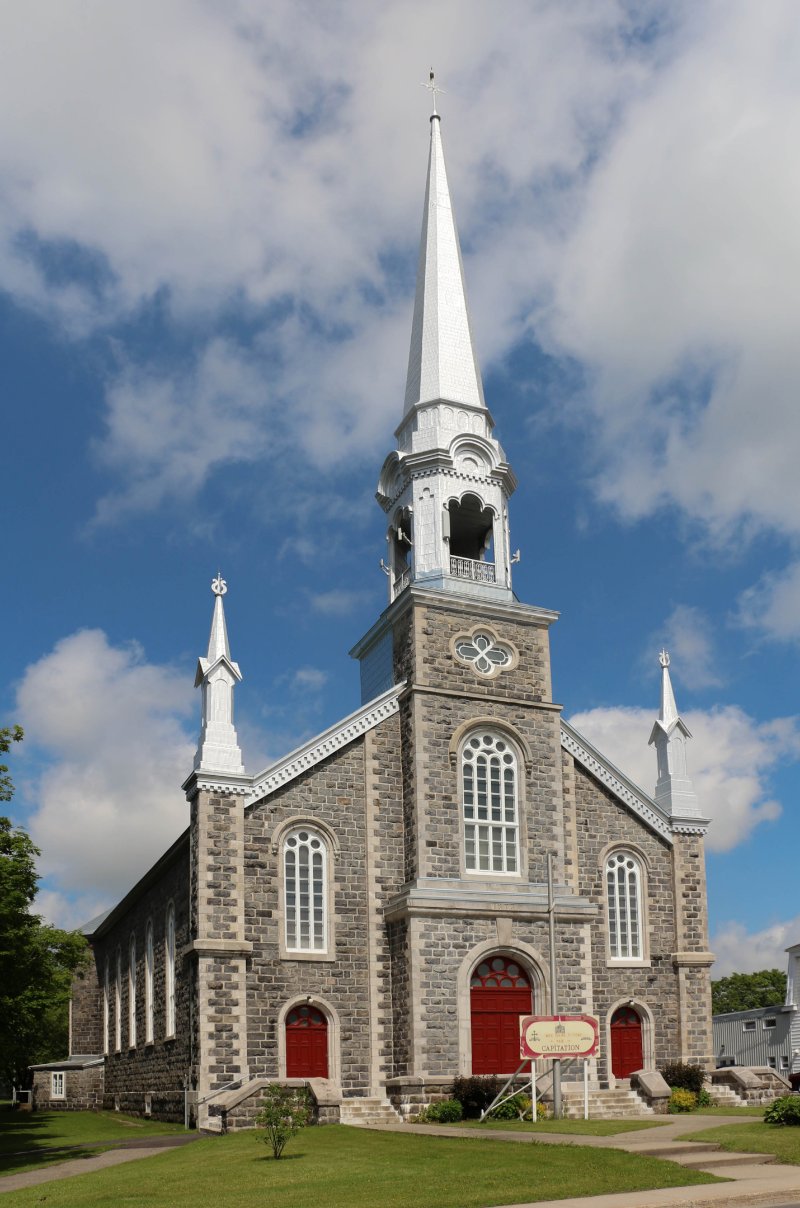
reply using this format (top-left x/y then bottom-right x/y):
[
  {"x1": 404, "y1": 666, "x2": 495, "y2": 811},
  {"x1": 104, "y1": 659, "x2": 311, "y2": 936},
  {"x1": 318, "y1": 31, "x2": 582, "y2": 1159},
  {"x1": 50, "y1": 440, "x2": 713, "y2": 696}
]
[
  {"x1": 421, "y1": 68, "x2": 446, "y2": 116},
  {"x1": 659, "y1": 649, "x2": 670, "y2": 668},
  {"x1": 211, "y1": 573, "x2": 227, "y2": 596}
]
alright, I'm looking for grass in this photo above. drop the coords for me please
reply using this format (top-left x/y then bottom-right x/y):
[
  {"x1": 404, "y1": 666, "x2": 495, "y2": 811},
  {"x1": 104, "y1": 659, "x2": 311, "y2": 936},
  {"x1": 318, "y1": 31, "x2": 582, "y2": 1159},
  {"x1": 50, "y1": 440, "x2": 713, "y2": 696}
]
[
  {"x1": 694, "y1": 1104, "x2": 766, "y2": 1117},
  {"x1": 0, "y1": 1107, "x2": 185, "y2": 1176},
  {"x1": 0, "y1": 1123, "x2": 723, "y2": 1207},
  {"x1": 440, "y1": 1117, "x2": 667, "y2": 1135},
  {"x1": 690, "y1": 1119, "x2": 800, "y2": 1166}
]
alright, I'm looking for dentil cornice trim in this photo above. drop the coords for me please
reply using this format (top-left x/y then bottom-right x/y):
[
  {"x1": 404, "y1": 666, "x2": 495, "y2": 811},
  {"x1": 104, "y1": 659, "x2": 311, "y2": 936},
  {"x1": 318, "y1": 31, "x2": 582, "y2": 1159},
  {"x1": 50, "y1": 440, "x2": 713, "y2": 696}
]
[{"x1": 247, "y1": 682, "x2": 404, "y2": 807}]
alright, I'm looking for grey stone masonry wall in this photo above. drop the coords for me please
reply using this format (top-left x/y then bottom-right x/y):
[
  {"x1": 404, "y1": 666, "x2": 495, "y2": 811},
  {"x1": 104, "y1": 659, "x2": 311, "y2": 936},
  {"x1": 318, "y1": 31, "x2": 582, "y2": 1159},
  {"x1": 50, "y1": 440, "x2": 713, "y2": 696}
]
[
  {"x1": 244, "y1": 716, "x2": 404, "y2": 1097},
  {"x1": 189, "y1": 785, "x2": 251, "y2": 1129},
  {"x1": 69, "y1": 963, "x2": 102, "y2": 1055},
  {"x1": 672, "y1": 833, "x2": 714, "y2": 1067},
  {"x1": 93, "y1": 843, "x2": 191, "y2": 1121},
  {"x1": 33, "y1": 1065, "x2": 103, "y2": 1112},
  {"x1": 388, "y1": 919, "x2": 412, "y2": 1077},
  {"x1": 572, "y1": 759, "x2": 682, "y2": 1082}
]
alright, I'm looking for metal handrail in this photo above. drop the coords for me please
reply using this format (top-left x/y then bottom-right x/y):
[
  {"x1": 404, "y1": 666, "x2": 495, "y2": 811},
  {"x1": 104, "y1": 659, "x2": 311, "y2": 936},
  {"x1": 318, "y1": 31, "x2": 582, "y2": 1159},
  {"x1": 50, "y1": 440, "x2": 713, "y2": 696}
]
[{"x1": 450, "y1": 556, "x2": 496, "y2": 583}]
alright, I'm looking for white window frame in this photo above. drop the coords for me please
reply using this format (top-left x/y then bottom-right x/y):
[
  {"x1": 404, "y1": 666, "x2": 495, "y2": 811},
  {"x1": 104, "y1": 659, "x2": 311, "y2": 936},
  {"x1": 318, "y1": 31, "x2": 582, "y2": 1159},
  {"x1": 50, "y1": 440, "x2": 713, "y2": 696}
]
[
  {"x1": 103, "y1": 959, "x2": 110, "y2": 1056},
  {"x1": 283, "y1": 828, "x2": 329, "y2": 955},
  {"x1": 605, "y1": 849, "x2": 645, "y2": 963},
  {"x1": 460, "y1": 731, "x2": 520, "y2": 876},
  {"x1": 763, "y1": 1018, "x2": 777, "y2": 1029},
  {"x1": 768, "y1": 1055, "x2": 777, "y2": 1068},
  {"x1": 165, "y1": 904, "x2": 176, "y2": 1038},
  {"x1": 128, "y1": 934, "x2": 137, "y2": 1049},
  {"x1": 781, "y1": 1054, "x2": 790, "y2": 1070},
  {"x1": 743, "y1": 1020, "x2": 756, "y2": 1032},
  {"x1": 114, "y1": 949, "x2": 122, "y2": 1052},
  {"x1": 51, "y1": 1071, "x2": 65, "y2": 1099},
  {"x1": 145, "y1": 920, "x2": 154, "y2": 1045}
]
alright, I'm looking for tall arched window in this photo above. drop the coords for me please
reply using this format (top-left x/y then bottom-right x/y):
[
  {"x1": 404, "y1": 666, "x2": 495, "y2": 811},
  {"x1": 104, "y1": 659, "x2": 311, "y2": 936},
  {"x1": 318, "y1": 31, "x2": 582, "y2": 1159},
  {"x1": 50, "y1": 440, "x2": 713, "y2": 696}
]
[
  {"x1": 114, "y1": 949, "x2": 122, "y2": 1051},
  {"x1": 606, "y1": 850, "x2": 643, "y2": 960},
  {"x1": 165, "y1": 904, "x2": 176, "y2": 1037},
  {"x1": 284, "y1": 828, "x2": 327, "y2": 952},
  {"x1": 462, "y1": 731, "x2": 519, "y2": 874},
  {"x1": 128, "y1": 934, "x2": 137, "y2": 1049},
  {"x1": 103, "y1": 959, "x2": 110, "y2": 1055},
  {"x1": 145, "y1": 920, "x2": 154, "y2": 1044}
]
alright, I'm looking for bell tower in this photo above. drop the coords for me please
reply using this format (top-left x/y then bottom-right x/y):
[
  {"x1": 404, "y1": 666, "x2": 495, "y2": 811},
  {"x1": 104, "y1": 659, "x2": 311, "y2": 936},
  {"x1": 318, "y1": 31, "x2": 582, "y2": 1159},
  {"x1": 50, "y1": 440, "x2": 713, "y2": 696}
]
[{"x1": 376, "y1": 89, "x2": 517, "y2": 606}]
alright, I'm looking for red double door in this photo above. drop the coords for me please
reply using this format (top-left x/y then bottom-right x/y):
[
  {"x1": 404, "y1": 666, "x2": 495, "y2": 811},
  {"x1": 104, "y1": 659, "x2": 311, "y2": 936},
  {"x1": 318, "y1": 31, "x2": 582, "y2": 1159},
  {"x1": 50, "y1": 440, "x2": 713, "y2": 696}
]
[
  {"x1": 285, "y1": 1005, "x2": 328, "y2": 1078},
  {"x1": 470, "y1": 956, "x2": 532, "y2": 1075},
  {"x1": 610, "y1": 1006, "x2": 643, "y2": 1078}
]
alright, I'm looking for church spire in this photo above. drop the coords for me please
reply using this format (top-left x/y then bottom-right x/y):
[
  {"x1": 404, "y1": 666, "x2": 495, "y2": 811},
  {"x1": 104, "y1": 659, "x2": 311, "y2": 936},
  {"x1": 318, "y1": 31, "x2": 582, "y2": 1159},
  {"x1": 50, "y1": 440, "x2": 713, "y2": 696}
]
[
  {"x1": 375, "y1": 87, "x2": 517, "y2": 606},
  {"x1": 193, "y1": 575, "x2": 244, "y2": 775},
  {"x1": 403, "y1": 82, "x2": 486, "y2": 414},
  {"x1": 648, "y1": 651, "x2": 701, "y2": 820}
]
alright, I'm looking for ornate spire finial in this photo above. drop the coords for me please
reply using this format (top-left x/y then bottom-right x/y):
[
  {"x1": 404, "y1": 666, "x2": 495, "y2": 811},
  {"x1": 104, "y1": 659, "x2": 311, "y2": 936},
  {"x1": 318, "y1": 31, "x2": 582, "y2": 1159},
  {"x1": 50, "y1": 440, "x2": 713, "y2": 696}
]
[
  {"x1": 421, "y1": 67, "x2": 445, "y2": 118},
  {"x1": 659, "y1": 649, "x2": 670, "y2": 669},
  {"x1": 212, "y1": 573, "x2": 227, "y2": 596}
]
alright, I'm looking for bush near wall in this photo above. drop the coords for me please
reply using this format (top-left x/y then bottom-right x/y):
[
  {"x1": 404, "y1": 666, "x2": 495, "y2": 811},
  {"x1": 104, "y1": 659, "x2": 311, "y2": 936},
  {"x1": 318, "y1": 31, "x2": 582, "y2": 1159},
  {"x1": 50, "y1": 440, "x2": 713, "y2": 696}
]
[{"x1": 659, "y1": 1063, "x2": 706, "y2": 1096}]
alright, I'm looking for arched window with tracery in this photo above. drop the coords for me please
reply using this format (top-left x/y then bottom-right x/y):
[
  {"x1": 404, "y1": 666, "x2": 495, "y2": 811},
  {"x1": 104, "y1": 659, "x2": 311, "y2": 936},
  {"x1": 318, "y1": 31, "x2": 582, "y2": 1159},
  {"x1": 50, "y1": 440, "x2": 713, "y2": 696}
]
[
  {"x1": 165, "y1": 904, "x2": 176, "y2": 1037},
  {"x1": 284, "y1": 828, "x2": 327, "y2": 952},
  {"x1": 606, "y1": 850, "x2": 643, "y2": 960},
  {"x1": 462, "y1": 731, "x2": 519, "y2": 874}
]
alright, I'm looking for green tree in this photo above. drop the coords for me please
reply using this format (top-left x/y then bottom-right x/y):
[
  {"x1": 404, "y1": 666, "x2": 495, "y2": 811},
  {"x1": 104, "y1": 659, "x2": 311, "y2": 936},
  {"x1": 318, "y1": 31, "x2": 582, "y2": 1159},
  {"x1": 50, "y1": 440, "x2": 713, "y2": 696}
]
[
  {"x1": 0, "y1": 728, "x2": 90, "y2": 1085},
  {"x1": 255, "y1": 1085, "x2": 311, "y2": 1158},
  {"x1": 712, "y1": 969, "x2": 787, "y2": 1015}
]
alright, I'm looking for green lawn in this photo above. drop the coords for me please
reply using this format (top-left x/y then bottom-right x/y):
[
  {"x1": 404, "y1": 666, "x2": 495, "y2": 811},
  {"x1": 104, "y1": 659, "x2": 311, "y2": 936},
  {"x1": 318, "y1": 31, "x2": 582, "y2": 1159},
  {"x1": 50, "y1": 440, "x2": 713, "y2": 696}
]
[
  {"x1": 695, "y1": 1104, "x2": 766, "y2": 1117},
  {"x1": 689, "y1": 1119, "x2": 800, "y2": 1165},
  {"x1": 0, "y1": 1107, "x2": 184, "y2": 1176},
  {"x1": 440, "y1": 1117, "x2": 667, "y2": 1135},
  {"x1": 1, "y1": 1124, "x2": 722, "y2": 1207}
]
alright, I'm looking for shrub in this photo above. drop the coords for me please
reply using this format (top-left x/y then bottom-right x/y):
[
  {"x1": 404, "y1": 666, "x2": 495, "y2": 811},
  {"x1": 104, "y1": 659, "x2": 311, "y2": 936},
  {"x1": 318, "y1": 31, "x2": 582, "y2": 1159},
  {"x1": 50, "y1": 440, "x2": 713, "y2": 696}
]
[
  {"x1": 764, "y1": 1095, "x2": 800, "y2": 1126},
  {"x1": 451, "y1": 1076, "x2": 500, "y2": 1118},
  {"x1": 668, "y1": 1088, "x2": 698, "y2": 1114},
  {"x1": 536, "y1": 1100, "x2": 548, "y2": 1121},
  {"x1": 255, "y1": 1084, "x2": 311, "y2": 1159},
  {"x1": 490, "y1": 1094, "x2": 526, "y2": 1120},
  {"x1": 660, "y1": 1062, "x2": 706, "y2": 1096},
  {"x1": 697, "y1": 1088, "x2": 712, "y2": 1108},
  {"x1": 420, "y1": 1099, "x2": 463, "y2": 1123}
]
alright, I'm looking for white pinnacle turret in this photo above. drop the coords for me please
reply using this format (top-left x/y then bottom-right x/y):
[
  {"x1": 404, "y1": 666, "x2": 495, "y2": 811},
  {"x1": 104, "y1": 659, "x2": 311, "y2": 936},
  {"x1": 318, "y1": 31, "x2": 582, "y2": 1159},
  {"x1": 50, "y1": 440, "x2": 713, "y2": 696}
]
[
  {"x1": 648, "y1": 651, "x2": 701, "y2": 820},
  {"x1": 193, "y1": 575, "x2": 244, "y2": 775}
]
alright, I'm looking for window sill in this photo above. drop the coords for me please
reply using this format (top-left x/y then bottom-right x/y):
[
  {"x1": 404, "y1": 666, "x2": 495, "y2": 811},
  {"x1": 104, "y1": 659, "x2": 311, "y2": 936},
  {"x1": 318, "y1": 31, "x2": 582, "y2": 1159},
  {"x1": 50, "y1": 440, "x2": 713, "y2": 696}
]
[
  {"x1": 606, "y1": 958, "x2": 651, "y2": 969},
  {"x1": 164, "y1": 1033, "x2": 176, "y2": 1043},
  {"x1": 281, "y1": 950, "x2": 335, "y2": 963}
]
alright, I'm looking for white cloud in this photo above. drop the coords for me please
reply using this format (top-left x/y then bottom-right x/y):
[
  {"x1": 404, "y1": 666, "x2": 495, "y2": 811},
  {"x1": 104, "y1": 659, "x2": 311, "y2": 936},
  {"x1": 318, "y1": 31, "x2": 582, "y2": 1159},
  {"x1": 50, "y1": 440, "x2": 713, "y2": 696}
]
[
  {"x1": 310, "y1": 588, "x2": 372, "y2": 617},
  {"x1": 290, "y1": 667, "x2": 328, "y2": 693},
  {"x1": 657, "y1": 604, "x2": 722, "y2": 691},
  {"x1": 737, "y1": 561, "x2": 800, "y2": 644},
  {"x1": 710, "y1": 917, "x2": 800, "y2": 979},
  {"x1": 568, "y1": 703, "x2": 799, "y2": 851},
  {"x1": 16, "y1": 630, "x2": 195, "y2": 919}
]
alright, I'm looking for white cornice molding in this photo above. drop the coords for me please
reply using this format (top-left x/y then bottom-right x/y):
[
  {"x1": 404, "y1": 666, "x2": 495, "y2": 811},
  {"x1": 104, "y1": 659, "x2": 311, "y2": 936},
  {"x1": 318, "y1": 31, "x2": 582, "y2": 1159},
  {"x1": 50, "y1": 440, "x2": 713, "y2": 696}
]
[
  {"x1": 183, "y1": 770, "x2": 252, "y2": 801},
  {"x1": 247, "y1": 683, "x2": 404, "y2": 807},
  {"x1": 560, "y1": 721, "x2": 674, "y2": 843}
]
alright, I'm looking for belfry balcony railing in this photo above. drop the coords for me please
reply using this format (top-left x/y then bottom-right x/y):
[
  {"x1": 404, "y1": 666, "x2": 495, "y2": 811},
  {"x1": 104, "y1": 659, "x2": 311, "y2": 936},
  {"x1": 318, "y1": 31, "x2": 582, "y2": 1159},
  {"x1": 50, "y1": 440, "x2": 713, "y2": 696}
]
[
  {"x1": 393, "y1": 568, "x2": 411, "y2": 595},
  {"x1": 450, "y1": 556, "x2": 496, "y2": 584}
]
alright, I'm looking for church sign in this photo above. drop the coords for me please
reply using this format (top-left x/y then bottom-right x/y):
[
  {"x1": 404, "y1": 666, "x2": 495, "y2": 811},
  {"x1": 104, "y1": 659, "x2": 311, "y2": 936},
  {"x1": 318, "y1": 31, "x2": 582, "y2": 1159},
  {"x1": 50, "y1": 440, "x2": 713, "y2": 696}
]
[{"x1": 520, "y1": 1014, "x2": 600, "y2": 1060}]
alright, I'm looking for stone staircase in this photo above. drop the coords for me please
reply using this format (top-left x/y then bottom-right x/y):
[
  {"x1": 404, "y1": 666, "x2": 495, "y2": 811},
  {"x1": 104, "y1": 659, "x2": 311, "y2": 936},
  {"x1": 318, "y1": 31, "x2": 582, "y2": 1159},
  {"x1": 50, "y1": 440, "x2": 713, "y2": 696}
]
[
  {"x1": 624, "y1": 1136, "x2": 777, "y2": 1174},
  {"x1": 339, "y1": 1096, "x2": 403, "y2": 1126},
  {"x1": 709, "y1": 1082, "x2": 748, "y2": 1108},
  {"x1": 560, "y1": 1085, "x2": 654, "y2": 1119}
]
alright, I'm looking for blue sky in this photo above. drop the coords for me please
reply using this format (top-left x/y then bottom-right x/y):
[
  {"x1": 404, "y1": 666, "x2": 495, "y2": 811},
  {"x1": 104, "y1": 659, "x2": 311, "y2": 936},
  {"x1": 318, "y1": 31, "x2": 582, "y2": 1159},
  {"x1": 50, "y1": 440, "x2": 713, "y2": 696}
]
[{"x1": 3, "y1": 0, "x2": 800, "y2": 975}]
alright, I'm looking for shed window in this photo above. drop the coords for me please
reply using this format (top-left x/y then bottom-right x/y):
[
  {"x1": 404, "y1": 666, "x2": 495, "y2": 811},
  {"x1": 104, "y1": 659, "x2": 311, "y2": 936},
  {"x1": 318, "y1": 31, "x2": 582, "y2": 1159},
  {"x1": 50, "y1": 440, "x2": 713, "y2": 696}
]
[
  {"x1": 51, "y1": 1072, "x2": 65, "y2": 1098},
  {"x1": 743, "y1": 1020, "x2": 756, "y2": 1031}
]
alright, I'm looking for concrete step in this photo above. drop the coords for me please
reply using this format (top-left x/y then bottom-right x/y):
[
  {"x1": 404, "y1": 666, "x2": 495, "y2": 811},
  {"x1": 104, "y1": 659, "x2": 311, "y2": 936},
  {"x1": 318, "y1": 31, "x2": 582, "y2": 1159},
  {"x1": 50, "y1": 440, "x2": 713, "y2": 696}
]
[
  {"x1": 339, "y1": 1097, "x2": 402, "y2": 1125},
  {"x1": 677, "y1": 1150, "x2": 777, "y2": 1170}
]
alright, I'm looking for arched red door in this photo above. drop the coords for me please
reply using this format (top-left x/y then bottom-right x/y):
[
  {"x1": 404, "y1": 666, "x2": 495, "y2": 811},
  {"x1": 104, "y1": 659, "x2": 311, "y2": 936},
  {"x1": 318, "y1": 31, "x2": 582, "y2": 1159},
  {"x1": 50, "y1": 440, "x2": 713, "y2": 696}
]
[
  {"x1": 285, "y1": 1005, "x2": 328, "y2": 1078},
  {"x1": 470, "y1": 956, "x2": 532, "y2": 1074},
  {"x1": 610, "y1": 1006, "x2": 643, "y2": 1078}
]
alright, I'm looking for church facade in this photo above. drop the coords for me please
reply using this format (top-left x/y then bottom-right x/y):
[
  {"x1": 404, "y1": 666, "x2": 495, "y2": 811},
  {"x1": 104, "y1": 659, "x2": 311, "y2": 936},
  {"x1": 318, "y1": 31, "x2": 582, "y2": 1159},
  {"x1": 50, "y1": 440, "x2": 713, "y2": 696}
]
[{"x1": 35, "y1": 104, "x2": 715, "y2": 1128}]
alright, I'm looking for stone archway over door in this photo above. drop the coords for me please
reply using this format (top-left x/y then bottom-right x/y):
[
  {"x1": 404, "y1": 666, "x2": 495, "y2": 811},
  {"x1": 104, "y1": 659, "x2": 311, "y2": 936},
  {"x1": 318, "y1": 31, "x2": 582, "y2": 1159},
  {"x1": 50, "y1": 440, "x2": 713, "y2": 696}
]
[
  {"x1": 610, "y1": 1006, "x2": 643, "y2": 1078},
  {"x1": 285, "y1": 1005, "x2": 328, "y2": 1078},
  {"x1": 470, "y1": 956, "x2": 533, "y2": 1074}
]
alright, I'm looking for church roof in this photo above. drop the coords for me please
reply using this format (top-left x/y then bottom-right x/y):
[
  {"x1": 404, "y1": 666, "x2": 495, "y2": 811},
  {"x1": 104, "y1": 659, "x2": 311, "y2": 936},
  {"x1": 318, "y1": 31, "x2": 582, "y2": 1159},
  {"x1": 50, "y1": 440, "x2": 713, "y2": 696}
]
[{"x1": 403, "y1": 107, "x2": 485, "y2": 415}]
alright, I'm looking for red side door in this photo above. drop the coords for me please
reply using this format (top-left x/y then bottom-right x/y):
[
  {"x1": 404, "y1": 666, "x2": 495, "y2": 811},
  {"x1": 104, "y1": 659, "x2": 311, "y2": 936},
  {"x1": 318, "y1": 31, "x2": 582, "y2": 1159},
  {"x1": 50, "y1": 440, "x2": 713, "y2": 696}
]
[
  {"x1": 610, "y1": 1006, "x2": 643, "y2": 1078},
  {"x1": 285, "y1": 1006, "x2": 328, "y2": 1078}
]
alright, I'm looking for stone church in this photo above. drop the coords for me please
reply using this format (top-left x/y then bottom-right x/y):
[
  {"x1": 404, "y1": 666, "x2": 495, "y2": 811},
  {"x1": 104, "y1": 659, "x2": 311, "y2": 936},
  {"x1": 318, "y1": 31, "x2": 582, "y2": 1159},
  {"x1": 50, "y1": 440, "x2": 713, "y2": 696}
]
[{"x1": 33, "y1": 102, "x2": 715, "y2": 1128}]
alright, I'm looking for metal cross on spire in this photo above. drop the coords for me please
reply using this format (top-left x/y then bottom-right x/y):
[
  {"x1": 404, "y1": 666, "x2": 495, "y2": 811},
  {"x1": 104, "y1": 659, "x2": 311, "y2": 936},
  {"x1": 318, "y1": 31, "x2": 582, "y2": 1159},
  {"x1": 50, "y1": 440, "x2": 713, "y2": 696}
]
[{"x1": 421, "y1": 68, "x2": 446, "y2": 116}]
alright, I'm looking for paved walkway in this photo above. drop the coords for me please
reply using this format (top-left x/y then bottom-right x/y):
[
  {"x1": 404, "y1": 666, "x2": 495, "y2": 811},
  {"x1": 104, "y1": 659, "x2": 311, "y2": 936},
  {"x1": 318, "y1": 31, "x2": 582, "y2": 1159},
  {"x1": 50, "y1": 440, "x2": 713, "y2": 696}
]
[{"x1": 0, "y1": 1133, "x2": 198, "y2": 1195}]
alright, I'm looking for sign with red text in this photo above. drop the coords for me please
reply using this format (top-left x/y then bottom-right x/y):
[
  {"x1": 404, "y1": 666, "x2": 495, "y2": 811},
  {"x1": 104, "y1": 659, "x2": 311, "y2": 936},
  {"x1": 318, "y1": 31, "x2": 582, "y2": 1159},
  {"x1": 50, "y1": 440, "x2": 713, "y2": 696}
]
[{"x1": 520, "y1": 1014, "x2": 599, "y2": 1060}]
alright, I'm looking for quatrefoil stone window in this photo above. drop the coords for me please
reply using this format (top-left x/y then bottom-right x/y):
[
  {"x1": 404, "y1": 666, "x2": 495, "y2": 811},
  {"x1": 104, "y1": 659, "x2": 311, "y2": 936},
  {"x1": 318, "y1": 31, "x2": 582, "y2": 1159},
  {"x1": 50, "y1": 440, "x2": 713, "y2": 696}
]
[{"x1": 453, "y1": 629, "x2": 516, "y2": 678}]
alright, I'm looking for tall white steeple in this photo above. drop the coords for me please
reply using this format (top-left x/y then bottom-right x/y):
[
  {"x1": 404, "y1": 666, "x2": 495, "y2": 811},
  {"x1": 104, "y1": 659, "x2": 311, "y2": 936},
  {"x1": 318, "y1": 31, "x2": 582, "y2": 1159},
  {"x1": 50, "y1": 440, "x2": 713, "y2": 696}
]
[
  {"x1": 377, "y1": 78, "x2": 517, "y2": 605},
  {"x1": 193, "y1": 574, "x2": 244, "y2": 775},
  {"x1": 649, "y1": 651, "x2": 701, "y2": 820}
]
